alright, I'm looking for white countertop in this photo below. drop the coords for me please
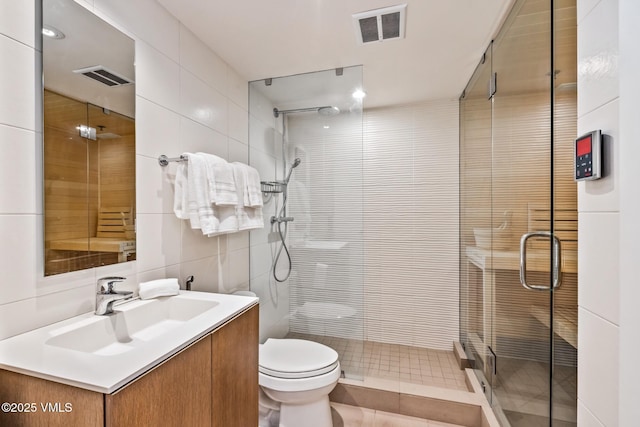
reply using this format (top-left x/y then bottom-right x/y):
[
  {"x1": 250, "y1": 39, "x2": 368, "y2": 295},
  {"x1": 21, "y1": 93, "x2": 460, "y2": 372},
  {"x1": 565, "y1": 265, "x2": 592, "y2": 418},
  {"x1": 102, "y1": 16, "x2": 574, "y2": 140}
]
[{"x1": 0, "y1": 291, "x2": 258, "y2": 394}]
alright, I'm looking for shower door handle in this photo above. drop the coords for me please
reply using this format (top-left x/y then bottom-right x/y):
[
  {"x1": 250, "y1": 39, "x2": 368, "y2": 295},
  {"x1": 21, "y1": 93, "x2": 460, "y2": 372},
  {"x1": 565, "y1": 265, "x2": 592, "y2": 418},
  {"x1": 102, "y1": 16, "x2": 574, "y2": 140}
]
[{"x1": 519, "y1": 231, "x2": 562, "y2": 291}]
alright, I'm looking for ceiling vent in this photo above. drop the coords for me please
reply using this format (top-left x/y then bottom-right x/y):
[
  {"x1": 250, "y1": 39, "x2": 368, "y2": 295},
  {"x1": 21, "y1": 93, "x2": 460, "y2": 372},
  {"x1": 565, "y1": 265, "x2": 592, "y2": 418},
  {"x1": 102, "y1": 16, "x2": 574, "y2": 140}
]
[
  {"x1": 353, "y1": 4, "x2": 407, "y2": 45},
  {"x1": 73, "y1": 65, "x2": 134, "y2": 87}
]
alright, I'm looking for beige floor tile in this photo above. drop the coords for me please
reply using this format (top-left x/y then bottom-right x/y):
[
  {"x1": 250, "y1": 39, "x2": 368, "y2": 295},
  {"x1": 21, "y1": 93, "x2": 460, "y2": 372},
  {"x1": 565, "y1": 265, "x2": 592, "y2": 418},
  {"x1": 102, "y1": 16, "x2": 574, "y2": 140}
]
[
  {"x1": 373, "y1": 410, "x2": 429, "y2": 427},
  {"x1": 331, "y1": 402, "x2": 376, "y2": 427}
]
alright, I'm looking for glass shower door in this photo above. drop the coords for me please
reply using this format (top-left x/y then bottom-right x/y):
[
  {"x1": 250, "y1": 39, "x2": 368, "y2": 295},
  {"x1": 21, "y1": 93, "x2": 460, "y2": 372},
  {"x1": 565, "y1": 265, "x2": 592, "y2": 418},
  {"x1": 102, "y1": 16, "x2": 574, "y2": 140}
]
[
  {"x1": 460, "y1": 0, "x2": 577, "y2": 425},
  {"x1": 459, "y1": 43, "x2": 496, "y2": 402},
  {"x1": 489, "y1": 0, "x2": 577, "y2": 425}
]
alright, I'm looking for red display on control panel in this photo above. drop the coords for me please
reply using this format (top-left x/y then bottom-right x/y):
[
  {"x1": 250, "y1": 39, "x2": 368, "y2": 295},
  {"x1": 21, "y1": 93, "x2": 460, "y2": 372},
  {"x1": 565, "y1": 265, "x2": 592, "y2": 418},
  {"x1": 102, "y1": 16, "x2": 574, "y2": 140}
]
[{"x1": 577, "y1": 135, "x2": 592, "y2": 156}]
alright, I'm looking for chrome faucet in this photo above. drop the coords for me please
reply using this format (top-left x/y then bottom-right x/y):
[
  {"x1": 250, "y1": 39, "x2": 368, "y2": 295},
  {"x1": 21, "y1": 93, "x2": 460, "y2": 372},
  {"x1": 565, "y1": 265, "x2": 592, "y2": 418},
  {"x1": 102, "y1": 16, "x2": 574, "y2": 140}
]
[{"x1": 95, "y1": 276, "x2": 133, "y2": 315}]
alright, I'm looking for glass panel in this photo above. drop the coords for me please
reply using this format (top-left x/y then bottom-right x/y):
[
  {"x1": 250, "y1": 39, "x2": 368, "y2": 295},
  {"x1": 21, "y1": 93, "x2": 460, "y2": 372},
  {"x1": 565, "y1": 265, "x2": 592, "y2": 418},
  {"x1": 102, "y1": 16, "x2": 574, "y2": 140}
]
[
  {"x1": 491, "y1": 0, "x2": 554, "y2": 424},
  {"x1": 44, "y1": 91, "x2": 92, "y2": 275},
  {"x1": 459, "y1": 44, "x2": 495, "y2": 402},
  {"x1": 460, "y1": 0, "x2": 577, "y2": 423},
  {"x1": 248, "y1": 66, "x2": 365, "y2": 379},
  {"x1": 552, "y1": 0, "x2": 578, "y2": 424}
]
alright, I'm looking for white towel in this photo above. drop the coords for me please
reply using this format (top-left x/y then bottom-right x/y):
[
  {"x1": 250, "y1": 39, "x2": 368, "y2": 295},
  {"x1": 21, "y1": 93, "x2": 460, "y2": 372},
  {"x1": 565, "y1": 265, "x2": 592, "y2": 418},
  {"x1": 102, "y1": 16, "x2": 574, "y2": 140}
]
[
  {"x1": 198, "y1": 152, "x2": 238, "y2": 206},
  {"x1": 173, "y1": 160, "x2": 190, "y2": 220},
  {"x1": 138, "y1": 278, "x2": 180, "y2": 300},
  {"x1": 231, "y1": 163, "x2": 264, "y2": 231},
  {"x1": 186, "y1": 153, "x2": 219, "y2": 234},
  {"x1": 243, "y1": 164, "x2": 263, "y2": 207}
]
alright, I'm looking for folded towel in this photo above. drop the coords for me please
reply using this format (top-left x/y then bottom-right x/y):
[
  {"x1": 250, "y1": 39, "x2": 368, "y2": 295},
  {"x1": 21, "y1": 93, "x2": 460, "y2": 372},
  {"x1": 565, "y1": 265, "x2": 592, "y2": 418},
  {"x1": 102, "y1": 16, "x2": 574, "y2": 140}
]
[
  {"x1": 198, "y1": 152, "x2": 238, "y2": 206},
  {"x1": 186, "y1": 153, "x2": 219, "y2": 235},
  {"x1": 231, "y1": 163, "x2": 264, "y2": 231},
  {"x1": 232, "y1": 163, "x2": 263, "y2": 208},
  {"x1": 173, "y1": 160, "x2": 190, "y2": 220},
  {"x1": 138, "y1": 278, "x2": 180, "y2": 300},
  {"x1": 207, "y1": 205, "x2": 238, "y2": 236}
]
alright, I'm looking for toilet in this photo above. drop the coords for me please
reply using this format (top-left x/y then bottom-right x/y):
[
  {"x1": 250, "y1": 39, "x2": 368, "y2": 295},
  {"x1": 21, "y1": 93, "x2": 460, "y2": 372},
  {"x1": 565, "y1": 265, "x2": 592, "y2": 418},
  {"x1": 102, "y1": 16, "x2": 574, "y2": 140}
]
[{"x1": 259, "y1": 338, "x2": 341, "y2": 427}]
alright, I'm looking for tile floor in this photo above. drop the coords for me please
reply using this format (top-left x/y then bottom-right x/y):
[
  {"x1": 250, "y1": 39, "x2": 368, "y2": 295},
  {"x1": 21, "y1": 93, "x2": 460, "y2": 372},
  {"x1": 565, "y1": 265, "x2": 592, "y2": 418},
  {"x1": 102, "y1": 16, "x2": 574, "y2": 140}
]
[
  {"x1": 331, "y1": 402, "x2": 464, "y2": 427},
  {"x1": 287, "y1": 333, "x2": 468, "y2": 392}
]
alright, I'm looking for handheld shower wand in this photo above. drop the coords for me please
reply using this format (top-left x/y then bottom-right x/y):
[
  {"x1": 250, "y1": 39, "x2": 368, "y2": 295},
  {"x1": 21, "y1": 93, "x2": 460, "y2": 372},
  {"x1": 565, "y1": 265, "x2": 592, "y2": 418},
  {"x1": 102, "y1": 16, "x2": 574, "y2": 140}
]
[
  {"x1": 271, "y1": 158, "x2": 302, "y2": 282},
  {"x1": 284, "y1": 158, "x2": 301, "y2": 184}
]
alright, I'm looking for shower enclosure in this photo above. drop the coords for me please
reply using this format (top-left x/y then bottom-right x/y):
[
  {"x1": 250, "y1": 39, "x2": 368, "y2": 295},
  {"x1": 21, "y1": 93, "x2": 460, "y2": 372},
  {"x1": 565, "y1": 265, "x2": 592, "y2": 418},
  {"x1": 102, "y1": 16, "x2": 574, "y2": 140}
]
[
  {"x1": 248, "y1": 66, "x2": 365, "y2": 379},
  {"x1": 459, "y1": 0, "x2": 577, "y2": 426}
]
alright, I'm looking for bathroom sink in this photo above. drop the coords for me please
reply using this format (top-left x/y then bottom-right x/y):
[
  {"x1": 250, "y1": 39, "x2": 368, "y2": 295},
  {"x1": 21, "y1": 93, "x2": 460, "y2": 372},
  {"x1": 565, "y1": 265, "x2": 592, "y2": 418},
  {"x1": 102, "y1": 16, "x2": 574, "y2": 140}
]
[
  {"x1": 0, "y1": 290, "x2": 257, "y2": 393},
  {"x1": 45, "y1": 296, "x2": 219, "y2": 356}
]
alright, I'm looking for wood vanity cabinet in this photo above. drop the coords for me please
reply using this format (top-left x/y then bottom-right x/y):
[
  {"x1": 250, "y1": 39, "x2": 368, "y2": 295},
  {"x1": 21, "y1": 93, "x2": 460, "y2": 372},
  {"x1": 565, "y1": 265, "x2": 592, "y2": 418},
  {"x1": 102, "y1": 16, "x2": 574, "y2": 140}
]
[{"x1": 0, "y1": 304, "x2": 258, "y2": 427}]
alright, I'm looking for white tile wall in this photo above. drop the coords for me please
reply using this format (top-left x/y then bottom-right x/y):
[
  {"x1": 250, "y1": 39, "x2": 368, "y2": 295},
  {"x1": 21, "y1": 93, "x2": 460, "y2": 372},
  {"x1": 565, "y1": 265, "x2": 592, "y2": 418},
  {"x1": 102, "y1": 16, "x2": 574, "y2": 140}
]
[
  {"x1": 577, "y1": 0, "x2": 619, "y2": 116},
  {"x1": 0, "y1": 125, "x2": 38, "y2": 214},
  {"x1": 362, "y1": 100, "x2": 459, "y2": 350},
  {"x1": 577, "y1": 0, "x2": 622, "y2": 424},
  {"x1": 0, "y1": 0, "x2": 37, "y2": 48},
  {"x1": 0, "y1": 0, "x2": 251, "y2": 340},
  {"x1": 577, "y1": 212, "x2": 619, "y2": 324},
  {"x1": 578, "y1": 401, "x2": 606, "y2": 427},
  {"x1": 618, "y1": 0, "x2": 640, "y2": 423},
  {"x1": 0, "y1": 35, "x2": 37, "y2": 131},
  {"x1": 578, "y1": 308, "x2": 619, "y2": 427}
]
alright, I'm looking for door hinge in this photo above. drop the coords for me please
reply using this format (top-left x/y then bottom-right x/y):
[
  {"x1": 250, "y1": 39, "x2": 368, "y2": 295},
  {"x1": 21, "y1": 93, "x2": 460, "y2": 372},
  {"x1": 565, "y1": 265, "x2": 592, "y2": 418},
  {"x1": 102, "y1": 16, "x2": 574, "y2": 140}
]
[
  {"x1": 488, "y1": 72, "x2": 497, "y2": 99},
  {"x1": 488, "y1": 346, "x2": 497, "y2": 376}
]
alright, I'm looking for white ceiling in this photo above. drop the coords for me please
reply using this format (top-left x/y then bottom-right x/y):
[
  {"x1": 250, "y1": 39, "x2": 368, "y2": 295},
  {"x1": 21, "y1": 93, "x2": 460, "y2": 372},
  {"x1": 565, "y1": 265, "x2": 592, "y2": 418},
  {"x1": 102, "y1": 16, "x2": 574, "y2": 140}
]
[{"x1": 157, "y1": 0, "x2": 514, "y2": 108}]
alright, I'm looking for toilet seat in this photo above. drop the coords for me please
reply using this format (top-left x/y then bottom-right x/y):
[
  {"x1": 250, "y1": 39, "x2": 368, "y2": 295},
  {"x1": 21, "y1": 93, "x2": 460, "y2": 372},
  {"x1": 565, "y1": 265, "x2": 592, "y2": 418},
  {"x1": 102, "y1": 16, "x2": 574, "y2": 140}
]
[{"x1": 259, "y1": 339, "x2": 339, "y2": 379}]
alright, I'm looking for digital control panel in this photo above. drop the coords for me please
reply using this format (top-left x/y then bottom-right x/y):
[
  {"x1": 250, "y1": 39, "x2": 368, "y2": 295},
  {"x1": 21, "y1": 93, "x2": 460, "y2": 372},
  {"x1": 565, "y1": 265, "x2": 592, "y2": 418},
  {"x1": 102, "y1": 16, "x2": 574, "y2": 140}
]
[{"x1": 575, "y1": 130, "x2": 602, "y2": 181}]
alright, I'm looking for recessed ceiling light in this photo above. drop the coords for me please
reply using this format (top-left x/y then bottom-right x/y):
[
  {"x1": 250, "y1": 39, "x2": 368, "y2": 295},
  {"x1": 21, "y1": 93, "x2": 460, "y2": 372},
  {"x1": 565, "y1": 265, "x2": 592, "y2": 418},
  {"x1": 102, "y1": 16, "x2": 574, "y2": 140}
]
[
  {"x1": 42, "y1": 25, "x2": 65, "y2": 39},
  {"x1": 352, "y1": 89, "x2": 366, "y2": 100}
]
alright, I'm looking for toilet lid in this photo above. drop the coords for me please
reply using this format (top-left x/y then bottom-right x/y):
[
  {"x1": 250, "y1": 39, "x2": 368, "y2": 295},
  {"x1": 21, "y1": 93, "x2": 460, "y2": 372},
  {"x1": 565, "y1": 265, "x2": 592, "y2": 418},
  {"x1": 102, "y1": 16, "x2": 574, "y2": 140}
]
[{"x1": 259, "y1": 339, "x2": 339, "y2": 379}]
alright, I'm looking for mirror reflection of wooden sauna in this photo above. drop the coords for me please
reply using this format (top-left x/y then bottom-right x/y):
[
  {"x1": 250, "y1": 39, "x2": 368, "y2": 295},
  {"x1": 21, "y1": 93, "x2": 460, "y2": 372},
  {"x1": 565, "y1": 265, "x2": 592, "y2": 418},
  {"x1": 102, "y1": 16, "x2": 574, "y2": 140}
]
[
  {"x1": 459, "y1": 0, "x2": 577, "y2": 425},
  {"x1": 44, "y1": 90, "x2": 136, "y2": 276}
]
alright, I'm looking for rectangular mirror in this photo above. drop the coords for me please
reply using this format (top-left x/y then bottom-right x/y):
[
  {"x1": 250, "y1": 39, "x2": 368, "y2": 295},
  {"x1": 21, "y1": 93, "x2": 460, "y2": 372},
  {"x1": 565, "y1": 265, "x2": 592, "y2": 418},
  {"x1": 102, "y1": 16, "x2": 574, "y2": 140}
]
[{"x1": 43, "y1": 0, "x2": 136, "y2": 276}]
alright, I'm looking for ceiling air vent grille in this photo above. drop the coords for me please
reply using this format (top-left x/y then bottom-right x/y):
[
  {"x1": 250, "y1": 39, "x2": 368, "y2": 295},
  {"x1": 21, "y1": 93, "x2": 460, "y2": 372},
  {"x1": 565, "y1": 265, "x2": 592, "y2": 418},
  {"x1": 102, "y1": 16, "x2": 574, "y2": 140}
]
[
  {"x1": 353, "y1": 4, "x2": 407, "y2": 45},
  {"x1": 73, "y1": 65, "x2": 134, "y2": 87}
]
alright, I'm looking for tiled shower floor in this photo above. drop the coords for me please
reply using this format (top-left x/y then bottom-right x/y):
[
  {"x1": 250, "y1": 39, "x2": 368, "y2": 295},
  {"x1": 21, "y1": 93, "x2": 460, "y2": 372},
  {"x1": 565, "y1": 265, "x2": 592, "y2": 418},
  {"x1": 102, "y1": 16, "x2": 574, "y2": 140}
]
[{"x1": 286, "y1": 333, "x2": 468, "y2": 392}]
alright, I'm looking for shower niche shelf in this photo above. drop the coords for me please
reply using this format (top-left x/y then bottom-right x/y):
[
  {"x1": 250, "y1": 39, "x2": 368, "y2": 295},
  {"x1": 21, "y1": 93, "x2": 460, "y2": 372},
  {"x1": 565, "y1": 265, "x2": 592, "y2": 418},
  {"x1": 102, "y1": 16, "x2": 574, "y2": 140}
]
[{"x1": 261, "y1": 181, "x2": 286, "y2": 194}]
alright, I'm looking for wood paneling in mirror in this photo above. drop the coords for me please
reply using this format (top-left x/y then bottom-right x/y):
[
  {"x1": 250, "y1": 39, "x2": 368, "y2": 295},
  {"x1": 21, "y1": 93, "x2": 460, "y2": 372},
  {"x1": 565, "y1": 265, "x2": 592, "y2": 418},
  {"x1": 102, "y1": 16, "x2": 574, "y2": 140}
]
[{"x1": 44, "y1": 90, "x2": 135, "y2": 276}]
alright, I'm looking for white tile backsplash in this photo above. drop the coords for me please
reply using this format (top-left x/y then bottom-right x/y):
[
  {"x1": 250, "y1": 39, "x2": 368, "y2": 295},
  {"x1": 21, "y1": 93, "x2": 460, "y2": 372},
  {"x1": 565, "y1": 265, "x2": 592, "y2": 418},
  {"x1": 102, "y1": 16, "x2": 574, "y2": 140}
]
[
  {"x1": 0, "y1": 215, "x2": 39, "y2": 305},
  {"x1": 136, "y1": 213, "x2": 182, "y2": 273},
  {"x1": 136, "y1": 154, "x2": 175, "y2": 214},
  {"x1": 0, "y1": 284, "x2": 95, "y2": 340},
  {"x1": 180, "y1": 223, "x2": 221, "y2": 262}
]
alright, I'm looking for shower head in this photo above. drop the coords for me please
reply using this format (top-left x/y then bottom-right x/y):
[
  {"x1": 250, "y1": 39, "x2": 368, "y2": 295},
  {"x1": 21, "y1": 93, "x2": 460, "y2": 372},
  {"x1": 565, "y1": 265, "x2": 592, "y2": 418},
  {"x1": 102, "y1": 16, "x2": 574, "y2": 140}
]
[
  {"x1": 318, "y1": 106, "x2": 340, "y2": 116},
  {"x1": 285, "y1": 158, "x2": 302, "y2": 183}
]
